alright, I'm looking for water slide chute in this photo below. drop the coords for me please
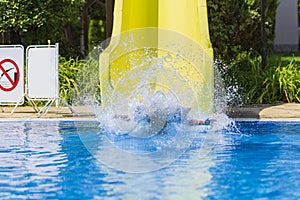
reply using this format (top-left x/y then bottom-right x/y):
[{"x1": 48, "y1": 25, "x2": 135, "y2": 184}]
[{"x1": 100, "y1": 0, "x2": 214, "y2": 118}]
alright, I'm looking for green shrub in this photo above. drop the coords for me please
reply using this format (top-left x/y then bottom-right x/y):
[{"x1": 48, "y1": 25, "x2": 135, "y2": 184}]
[
  {"x1": 59, "y1": 56, "x2": 82, "y2": 103},
  {"x1": 59, "y1": 53, "x2": 101, "y2": 105},
  {"x1": 218, "y1": 52, "x2": 300, "y2": 104},
  {"x1": 273, "y1": 60, "x2": 300, "y2": 103},
  {"x1": 73, "y1": 55, "x2": 101, "y2": 105}
]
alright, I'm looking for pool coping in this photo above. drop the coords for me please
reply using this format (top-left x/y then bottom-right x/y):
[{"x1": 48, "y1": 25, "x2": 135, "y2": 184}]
[
  {"x1": 0, "y1": 118, "x2": 98, "y2": 122},
  {"x1": 2, "y1": 118, "x2": 300, "y2": 122},
  {"x1": 233, "y1": 118, "x2": 300, "y2": 122},
  {"x1": 227, "y1": 103, "x2": 300, "y2": 119},
  {"x1": 1, "y1": 103, "x2": 300, "y2": 120}
]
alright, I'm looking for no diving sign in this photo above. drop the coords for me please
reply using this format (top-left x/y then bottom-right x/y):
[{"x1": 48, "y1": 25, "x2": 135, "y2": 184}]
[
  {"x1": 0, "y1": 59, "x2": 20, "y2": 92},
  {"x1": 0, "y1": 45, "x2": 24, "y2": 104}
]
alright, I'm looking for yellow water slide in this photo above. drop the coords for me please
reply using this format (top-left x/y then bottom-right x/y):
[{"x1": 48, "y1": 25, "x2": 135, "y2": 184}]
[{"x1": 100, "y1": 0, "x2": 214, "y2": 116}]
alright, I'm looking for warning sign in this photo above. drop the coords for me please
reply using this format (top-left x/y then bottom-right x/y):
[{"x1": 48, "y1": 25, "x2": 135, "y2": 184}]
[
  {"x1": 0, "y1": 45, "x2": 24, "y2": 105},
  {"x1": 0, "y1": 58, "x2": 20, "y2": 92}
]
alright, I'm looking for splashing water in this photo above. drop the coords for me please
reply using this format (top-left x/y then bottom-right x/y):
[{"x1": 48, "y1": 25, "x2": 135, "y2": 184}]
[{"x1": 72, "y1": 28, "x2": 239, "y2": 172}]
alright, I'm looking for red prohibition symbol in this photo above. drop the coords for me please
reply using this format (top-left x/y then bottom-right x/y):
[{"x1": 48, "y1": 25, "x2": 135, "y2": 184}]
[{"x1": 0, "y1": 59, "x2": 20, "y2": 92}]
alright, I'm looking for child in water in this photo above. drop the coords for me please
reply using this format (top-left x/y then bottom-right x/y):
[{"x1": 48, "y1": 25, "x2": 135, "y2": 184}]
[{"x1": 114, "y1": 91, "x2": 215, "y2": 130}]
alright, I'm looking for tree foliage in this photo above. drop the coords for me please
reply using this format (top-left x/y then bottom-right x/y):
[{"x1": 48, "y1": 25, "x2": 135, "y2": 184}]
[
  {"x1": 207, "y1": 0, "x2": 278, "y2": 63},
  {"x1": 0, "y1": 0, "x2": 83, "y2": 32},
  {"x1": 1, "y1": 0, "x2": 279, "y2": 59},
  {"x1": 0, "y1": 0, "x2": 84, "y2": 56},
  {"x1": 88, "y1": 19, "x2": 105, "y2": 51}
]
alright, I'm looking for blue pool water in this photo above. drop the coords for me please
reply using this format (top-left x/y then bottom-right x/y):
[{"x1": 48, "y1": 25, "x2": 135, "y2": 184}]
[{"x1": 0, "y1": 120, "x2": 300, "y2": 199}]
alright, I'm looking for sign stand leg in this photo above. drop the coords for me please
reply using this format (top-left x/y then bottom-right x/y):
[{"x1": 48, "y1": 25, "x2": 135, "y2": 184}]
[
  {"x1": 59, "y1": 98, "x2": 78, "y2": 116},
  {"x1": 28, "y1": 98, "x2": 40, "y2": 113},
  {"x1": 36, "y1": 97, "x2": 78, "y2": 117},
  {"x1": 11, "y1": 96, "x2": 78, "y2": 117},
  {"x1": 11, "y1": 96, "x2": 25, "y2": 114},
  {"x1": 11, "y1": 95, "x2": 39, "y2": 115},
  {"x1": 37, "y1": 98, "x2": 55, "y2": 117}
]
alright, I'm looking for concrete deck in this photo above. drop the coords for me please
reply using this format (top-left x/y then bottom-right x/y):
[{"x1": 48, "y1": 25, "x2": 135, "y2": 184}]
[
  {"x1": 0, "y1": 106, "x2": 95, "y2": 119},
  {"x1": 1, "y1": 103, "x2": 300, "y2": 119}
]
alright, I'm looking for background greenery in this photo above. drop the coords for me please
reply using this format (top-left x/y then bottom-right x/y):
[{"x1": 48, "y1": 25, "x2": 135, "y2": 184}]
[
  {"x1": 206, "y1": 0, "x2": 300, "y2": 105},
  {"x1": 0, "y1": 0, "x2": 106, "y2": 57},
  {"x1": 2, "y1": 0, "x2": 300, "y2": 105},
  {"x1": 207, "y1": 0, "x2": 278, "y2": 62},
  {"x1": 217, "y1": 52, "x2": 300, "y2": 105}
]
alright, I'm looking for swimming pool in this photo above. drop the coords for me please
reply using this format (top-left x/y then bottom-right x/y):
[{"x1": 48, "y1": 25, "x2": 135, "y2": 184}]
[{"x1": 0, "y1": 119, "x2": 300, "y2": 199}]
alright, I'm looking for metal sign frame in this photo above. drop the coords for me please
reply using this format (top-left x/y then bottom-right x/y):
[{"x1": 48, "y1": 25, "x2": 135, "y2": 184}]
[
  {"x1": 11, "y1": 44, "x2": 60, "y2": 116},
  {"x1": 26, "y1": 44, "x2": 59, "y2": 100}
]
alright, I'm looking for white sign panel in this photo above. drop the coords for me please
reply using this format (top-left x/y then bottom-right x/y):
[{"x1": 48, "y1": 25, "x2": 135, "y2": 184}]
[
  {"x1": 26, "y1": 44, "x2": 59, "y2": 99},
  {"x1": 0, "y1": 45, "x2": 24, "y2": 104}
]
